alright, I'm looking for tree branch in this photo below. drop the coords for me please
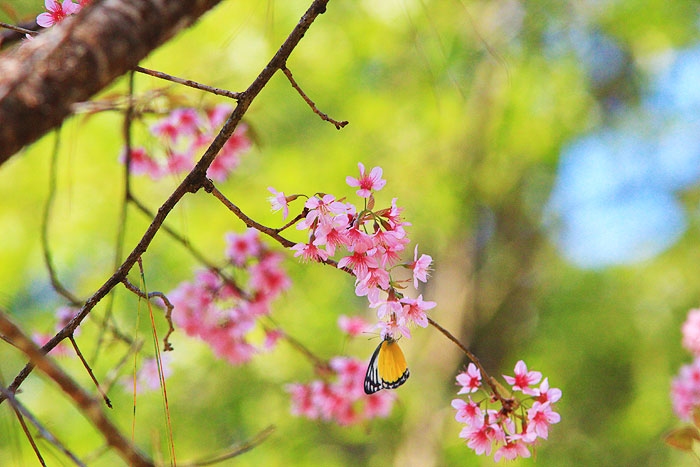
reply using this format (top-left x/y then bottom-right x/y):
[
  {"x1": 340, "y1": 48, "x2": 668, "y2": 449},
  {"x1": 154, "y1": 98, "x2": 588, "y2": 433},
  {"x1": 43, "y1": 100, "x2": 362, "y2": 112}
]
[
  {"x1": 0, "y1": 0, "x2": 223, "y2": 163},
  {"x1": 1, "y1": 0, "x2": 331, "y2": 404},
  {"x1": 0, "y1": 311, "x2": 152, "y2": 467}
]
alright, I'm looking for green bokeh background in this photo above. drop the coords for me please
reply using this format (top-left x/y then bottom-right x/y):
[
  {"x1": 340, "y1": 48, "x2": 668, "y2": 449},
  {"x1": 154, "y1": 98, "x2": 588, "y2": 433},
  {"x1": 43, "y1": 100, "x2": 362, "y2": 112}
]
[{"x1": 2, "y1": 0, "x2": 700, "y2": 465}]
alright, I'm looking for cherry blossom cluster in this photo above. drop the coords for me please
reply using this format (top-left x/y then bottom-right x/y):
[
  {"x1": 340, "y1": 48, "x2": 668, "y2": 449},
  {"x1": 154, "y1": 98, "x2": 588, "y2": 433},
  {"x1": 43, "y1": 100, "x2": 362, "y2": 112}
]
[
  {"x1": 286, "y1": 316, "x2": 396, "y2": 425},
  {"x1": 36, "y1": 0, "x2": 89, "y2": 28},
  {"x1": 671, "y1": 309, "x2": 700, "y2": 420},
  {"x1": 169, "y1": 228, "x2": 289, "y2": 365},
  {"x1": 120, "y1": 105, "x2": 251, "y2": 182},
  {"x1": 269, "y1": 163, "x2": 434, "y2": 339},
  {"x1": 451, "y1": 361, "x2": 561, "y2": 462}
]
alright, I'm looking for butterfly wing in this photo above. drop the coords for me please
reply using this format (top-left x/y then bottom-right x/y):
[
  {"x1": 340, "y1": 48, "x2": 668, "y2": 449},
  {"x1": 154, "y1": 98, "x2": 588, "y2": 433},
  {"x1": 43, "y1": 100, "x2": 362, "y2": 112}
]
[
  {"x1": 364, "y1": 340, "x2": 384, "y2": 395},
  {"x1": 364, "y1": 337, "x2": 410, "y2": 395},
  {"x1": 377, "y1": 338, "x2": 409, "y2": 390}
]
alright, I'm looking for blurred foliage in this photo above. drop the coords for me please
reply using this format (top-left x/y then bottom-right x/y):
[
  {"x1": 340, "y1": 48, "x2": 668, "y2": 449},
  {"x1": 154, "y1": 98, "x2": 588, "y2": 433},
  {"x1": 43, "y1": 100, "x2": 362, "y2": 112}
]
[{"x1": 2, "y1": 0, "x2": 700, "y2": 465}]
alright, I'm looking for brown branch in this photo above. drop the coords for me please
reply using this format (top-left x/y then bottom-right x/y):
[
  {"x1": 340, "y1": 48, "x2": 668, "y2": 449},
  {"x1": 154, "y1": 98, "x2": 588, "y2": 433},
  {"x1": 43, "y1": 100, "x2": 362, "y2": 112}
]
[
  {"x1": 68, "y1": 335, "x2": 113, "y2": 408},
  {"x1": 207, "y1": 182, "x2": 296, "y2": 248},
  {"x1": 427, "y1": 316, "x2": 512, "y2": 406},
  {"x1": 1, "y1": 0, "x2": 332, "y2": 401},
  {"x1": 0, "y1": 21, "x2": 37, "y2": 38},
  {"x1": 135, "y1": 66, "x2": 241, "y2": 100},
  {"x1": 281, "y1": 66, "x2": 348, "y2": 129},
  {"x1": 0, "y1": 311, "x2": 153, "y2": 467},
  {"x1": 129, "y1": 194, "x2": 248, "y2": 300},
  {"x1": 0, "y1": 0, "x2": 225, "y2": 163}
]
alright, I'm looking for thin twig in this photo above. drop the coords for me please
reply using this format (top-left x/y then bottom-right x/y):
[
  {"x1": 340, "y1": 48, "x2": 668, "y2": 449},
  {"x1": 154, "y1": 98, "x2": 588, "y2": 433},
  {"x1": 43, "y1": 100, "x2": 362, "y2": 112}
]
[
  {"x1": 135, "y1": 66, "x2": 241, "y2": 100},
  {"x1": 281, "y1": 66, "x2": 348, "y2": 129},
  {"x1": 41, "y1": 129, "x2": 81, "y2": 306},
  {"x1": 121, "y1": 278, "x2": 176, "y2": 351},
  {"x1": 136, "y1": 258, "x2": 177, "y2": 466},
  {"x1": 427, "y1": 316, "x2": 511, "y2": 405},
  {"x1": 0, "y1": 383, "x2": 84, "y2": 466},
  {"x1": 0, "y1": 21, "x2": 36, "y2": 36},
  {"x1": 0, "y1": 311, "x2": 153, "y2": 467},
  {"x1": 95, "y1": 71, "x2": 137, "y2": 362},
  {"x1": 68, "y1": 336, "x2": 113, "y2": 408},
  {"x1": 0, "y1": 382, "x2": 48, "y2": 466},
  {"x1": 179, "y1": 425, "x2": 276, "y2": 467}
]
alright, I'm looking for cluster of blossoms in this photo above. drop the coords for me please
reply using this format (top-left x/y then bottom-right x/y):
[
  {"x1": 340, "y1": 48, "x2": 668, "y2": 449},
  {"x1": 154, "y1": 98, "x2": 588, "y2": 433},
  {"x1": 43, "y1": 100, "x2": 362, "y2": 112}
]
[
  {"x1": 37, "y1": 0, "x2": 89, "y2": 28},
  {"x1": 120, "y1": 105, "x2": 251, "y2": 182},
  {"x1": 169, "y1": 228, "x2": 289, "y2": 365},
  {"x1": 269, "y1": 163, "x2": 434, "y2": 339},
  {"x1": 671, "y1": 309, "x2": 700, "y2": 420},
  {"x1": 286, "y1": 316, "x2": 397, "y2": 425},
  {"x1": 452, "y1": 361, "x2": 561, "y2": 461}
]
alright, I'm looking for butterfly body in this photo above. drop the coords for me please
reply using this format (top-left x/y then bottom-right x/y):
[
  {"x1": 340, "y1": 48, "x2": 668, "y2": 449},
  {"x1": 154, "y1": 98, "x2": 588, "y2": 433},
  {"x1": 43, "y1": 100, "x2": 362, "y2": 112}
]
[{"x1": 364, "y1": 335, "x2": 409, "y2": 394}]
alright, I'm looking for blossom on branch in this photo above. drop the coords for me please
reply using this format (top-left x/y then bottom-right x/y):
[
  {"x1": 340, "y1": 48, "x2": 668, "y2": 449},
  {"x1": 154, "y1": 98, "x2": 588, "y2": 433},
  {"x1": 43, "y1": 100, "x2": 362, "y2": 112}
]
[
  {"x1": 119, "y1": 104, "x2": 251, "y2": 182},
  {"x1": 452, "y1": 361, "x2": 561, "y2": 461},
  {"x1": 36, "y1": 0, "x2": 80, "y2": 28},
  {"x1": 169, "y1": 230, "x2": 289, "y2": 365}
]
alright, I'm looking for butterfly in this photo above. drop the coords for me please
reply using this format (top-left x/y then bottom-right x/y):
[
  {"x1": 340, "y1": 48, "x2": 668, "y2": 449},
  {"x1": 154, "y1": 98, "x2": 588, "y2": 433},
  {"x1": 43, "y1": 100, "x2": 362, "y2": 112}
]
[{"x1": 364, "y1": 335, "x2": 410, "y2": 395}]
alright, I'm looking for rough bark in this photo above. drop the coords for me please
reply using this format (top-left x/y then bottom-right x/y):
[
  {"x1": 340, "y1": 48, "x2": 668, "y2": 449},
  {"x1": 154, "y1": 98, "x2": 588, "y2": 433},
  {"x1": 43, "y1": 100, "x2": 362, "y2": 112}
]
[{"x1": 0, "y1": 0, "x2": 221, "y2": 164}]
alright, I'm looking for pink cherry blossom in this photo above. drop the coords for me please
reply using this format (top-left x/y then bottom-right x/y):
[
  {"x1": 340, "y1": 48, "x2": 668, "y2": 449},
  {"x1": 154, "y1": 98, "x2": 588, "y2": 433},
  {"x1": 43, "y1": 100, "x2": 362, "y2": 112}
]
[
  {"x1": 345, "y1": 162, "x2": 386, "y2": 198},
  {"x1": 226, "y1": 228, "x2": 262, "y2": 266},
  {"x1": 377, "y1": 320, "x2": 411, "y2": 340},
  {"x1": 291, "y1": 241, "x2": 329, "y2": 262},
  {"x1": 503, "y1": 360, "x2": 542, "y2": 396},
  {"x1": 119, "y1": 147, "x2": 160, "y2": 177},
  {"x1": 287, "y1": 356, "x2": 398, "y2": 425},
  {"x1": 452, "y1": 361, "x2": 561, "y2": 460},
  {"x1": 399, "y1": 294, "x2": 434, "y2": 328},
  {"x1": 526, "y1": 401, "x2": 560, "y2": 439},
  {"x1": 170, "y1": 232, "x2": 288, "y2": 366},
  {"x1": 267, "y1": 187, "x2": 290, "y2": 220},
  {"x1": 37, "y1": 0, "x2": 80, "y2": 27},
  {"x1": 456, "y1": 363, "x2": 482, "y2": 394},
  {"x1": 682, "y1": 309, "x2": 700, "y2": 356},
  {"x1": 494, "y1": 440, "x2": 531, "y2": 462},
  {"x1": 671, "y1": 356, "x2": 700, "y2": 420},
  {"x1": 536, "y1": 377, "x2": 562, "y2": 404},
  {"x1": 410, "y1": 245, "x2": 433, "y2": 289},
  {"x1": 248, "y1": 254, "x2": 291, "y2": 296},
  {"x1": 338, "y1": 315, "x2": 371, "y2": 337},
  {"x1": 207, "y1": 124, "x2": 251, "y2": 181},
  {"x1": 460, "y1": 422, "x2": 503, "y2": 456},
  {"x1": 452, "y1": 397, "x2": 483, "y2": 425},
  {"x1": 123, "y1": 355, "x2": 172, "y2": 394},
  {"x1": 120, "y1": 105, "x2": 251, "y2": 182},
  {"x1": 337, "y1": 249, "x2": 378, "y2": 279},
  {"x1": 354, "y1": 267, "x2": 390, "y2": 304},
  {"x1": 263, "y1": 328, "x2": 284, "y2": 350}
]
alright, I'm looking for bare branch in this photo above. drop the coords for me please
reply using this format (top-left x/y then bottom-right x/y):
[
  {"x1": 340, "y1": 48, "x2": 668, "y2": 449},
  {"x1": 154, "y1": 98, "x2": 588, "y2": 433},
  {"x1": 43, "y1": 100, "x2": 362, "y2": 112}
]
[
  {"x1": 281, "y1": 66, "x2": 348, "y2": 129},
  {"x1": 180, "y1": 425, "x2": 276, "y2": 467},
  {"x1": 121, "y1": 277, "x2": 176, "y2": 351},
  {"x1": 135, "y1": 66, "x2": 241, "y2": 100},
  {"x1": 42, "y1": 129, "x2": 82, "y2": 306}
]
